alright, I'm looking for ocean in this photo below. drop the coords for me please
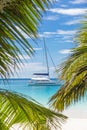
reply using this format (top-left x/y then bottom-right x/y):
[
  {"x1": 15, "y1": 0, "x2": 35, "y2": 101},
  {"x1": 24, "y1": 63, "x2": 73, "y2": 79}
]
[
  {"x1": 0, "y1": 78, "x2": 87, "y2": 118},
  {"x1": 0, "y1": 78, "x2": 59, "y2": 106}
]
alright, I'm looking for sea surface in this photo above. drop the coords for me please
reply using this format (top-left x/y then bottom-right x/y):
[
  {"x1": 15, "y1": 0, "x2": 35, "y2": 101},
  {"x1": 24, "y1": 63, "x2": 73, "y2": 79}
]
[
  {"x1": 0, "y1": 78, "x2": 59, "y2": 106},
  {"x1": 0, "y1": 78, "x2": 87, "y2": 118}
]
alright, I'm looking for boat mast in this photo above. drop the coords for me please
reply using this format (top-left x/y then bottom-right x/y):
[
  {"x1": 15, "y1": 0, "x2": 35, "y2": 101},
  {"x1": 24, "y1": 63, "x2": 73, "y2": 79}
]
[{"x1": 43, "y1": 38, "x2": 49, "y2": 77}]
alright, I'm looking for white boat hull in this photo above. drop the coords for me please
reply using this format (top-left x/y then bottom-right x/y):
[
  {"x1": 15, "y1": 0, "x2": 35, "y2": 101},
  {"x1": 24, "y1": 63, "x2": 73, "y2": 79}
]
[{"x1": 28, "y1": 80, "x2": 59, "y2": 86}]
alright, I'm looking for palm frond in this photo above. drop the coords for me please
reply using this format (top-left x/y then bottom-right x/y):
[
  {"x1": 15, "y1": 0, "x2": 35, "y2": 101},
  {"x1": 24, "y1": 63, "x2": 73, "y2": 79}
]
[
  {"x1": 49, "y1": 15, "x2": 87, "y2": 111},
  {"x1": 0, "y1": 89, "x2": 67, "y2": 130},
  {"x1": 0, "y1": 0, "x2": 52, "y2": 78},
  {"x1": 0, "y1": 1, "x2": 68, "y2": 129}
]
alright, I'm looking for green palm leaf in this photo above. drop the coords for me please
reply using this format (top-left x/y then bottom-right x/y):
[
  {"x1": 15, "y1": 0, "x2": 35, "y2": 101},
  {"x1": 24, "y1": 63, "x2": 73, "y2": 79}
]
[
  {"x1": 0, "y1": 1, "x2": 67, "y2": 129},
  {"x1": 0, "y1": 89, "x2": 67, "y2": 130},
  {"x1": 49, "y1": 16, "x2": 87, "y2": 111},
  {"x1": 0, "y1": 0, "x2": 52, "y2": 78}
]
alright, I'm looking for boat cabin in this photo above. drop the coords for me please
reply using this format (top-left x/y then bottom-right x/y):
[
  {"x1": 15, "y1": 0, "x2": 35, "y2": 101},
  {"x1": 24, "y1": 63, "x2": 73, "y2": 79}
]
[{"x1": 31, "y1": 73, "x2": 50, "y2": 81}]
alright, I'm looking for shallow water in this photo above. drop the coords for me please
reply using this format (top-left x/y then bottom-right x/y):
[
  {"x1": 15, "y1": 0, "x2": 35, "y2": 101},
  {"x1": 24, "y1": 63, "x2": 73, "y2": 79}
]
[
  {"x1": 0, "y1": 79, "x2": 59, "y2": 106},
  {"x1": 0, "y1": 78, "x2": 87, "y2": 118}
]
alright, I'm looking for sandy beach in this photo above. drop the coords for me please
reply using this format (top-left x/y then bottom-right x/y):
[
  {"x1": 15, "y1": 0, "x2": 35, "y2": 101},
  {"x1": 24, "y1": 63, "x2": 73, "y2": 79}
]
[
  {"x1": 10, "y1": 118, "x2": 87, "y2": 130},
  {"x1": 61, "y1": 118, "x2": 87, "y2": 130},
  {"x1": 10, "y1": 106, "x2": 87, "y2": 130},
  {"x1": 61, "y1": 106, "x2": 87, "y2": 130}
]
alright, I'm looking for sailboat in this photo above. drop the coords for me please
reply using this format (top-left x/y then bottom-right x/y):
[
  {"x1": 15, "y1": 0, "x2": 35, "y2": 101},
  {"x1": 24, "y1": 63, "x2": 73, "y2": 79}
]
[{"x1": 29, "y1": 39, "x2": 59, "y2": 86}]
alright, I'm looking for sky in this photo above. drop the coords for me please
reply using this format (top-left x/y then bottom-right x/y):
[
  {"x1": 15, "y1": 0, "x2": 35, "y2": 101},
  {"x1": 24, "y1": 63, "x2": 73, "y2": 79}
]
[{"x1": 13, "y1": 0, "x2": 87, "y2": 78}]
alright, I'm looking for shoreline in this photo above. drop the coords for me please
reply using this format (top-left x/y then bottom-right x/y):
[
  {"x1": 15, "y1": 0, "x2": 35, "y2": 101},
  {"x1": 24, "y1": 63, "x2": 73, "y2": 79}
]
[{"x1": 10, "y1": 104, "x2": 87, "y2": 130}]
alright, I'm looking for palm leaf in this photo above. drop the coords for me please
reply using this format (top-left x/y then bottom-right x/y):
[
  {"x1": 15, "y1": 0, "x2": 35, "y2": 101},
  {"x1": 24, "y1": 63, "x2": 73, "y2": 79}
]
[
  {"x1": 0, "y1": 0, "x2": 52, "y2": 78},
  {"x1": 0, "y1": 89, "x2": 67, "y2": 130},
  {"x1": 0, "y1": 1, "x2": 67, "y2": 129},
  {"x1": 49, "y1": 15, "x2": 87, "y2": 111}
]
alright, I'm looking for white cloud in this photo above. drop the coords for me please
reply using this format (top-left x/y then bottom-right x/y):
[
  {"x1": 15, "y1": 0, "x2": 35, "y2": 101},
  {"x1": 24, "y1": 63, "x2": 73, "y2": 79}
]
[
  {"x1": 55, "y1": 0, "x2": 60, "y2": 1},
  {"x1": 44, "y1": 32, "x2": 57, "y2": 35},
  {"x1": 65, "y1": 17, "x2": 87, "y2": 25},
  {"x1": 18, "y1": 54, "x2": 31, "y2": 61},
  {"x1": 38, "y1": 30, "x2": 76, "y2": 39},
  {"x1": 57, "y1": 30, "x2": 76, "y2": 35},
  {"x1": 43, "y1": 30, "x2": 76, "y2": 36},
  {"x1": 49, "y1": 8, "x2": 87, "y2": 15},
  {"x1": 43, "y1": 15, "x2": 58, "y2": 21},
  {"x1": 60, "y1": 4, "x2": 68, "y2": 8},
  {"x1": 59, "y1": 49, "x2": 72, "y2": 54},
  {"x1": 12, "y1": 62, "x2": 47, "y2": 78},
  {"x1": 11, "y1": 61, "x2": 56, "y2": 78},
  {"x1": 65, "y1": 40, "x2": 73, "y2": 43},
  {"x1": 34, "y1": 48, "x2": 42, "y2": 51},
  {"x1": 23, "y1": 62, "x2": 46, "y2": 72},
  {"x1": 62, "y1": 35, "x2": 73, "y2": 40},
  {"x1": 38, "y1": 30, "x2": 76, "y2": 40},
  {"x1": 70, "y1": 0, "x2": 87, "y2": 4},
  {"x1": 38, "y1": 33, "x2": 51, "y2": 38},
  {"x1": 65, "y1": 20, "x2": 80, "y2": 25},
  {"x1": 17, "y1": 48, "x2": 42, "y2": 61}
]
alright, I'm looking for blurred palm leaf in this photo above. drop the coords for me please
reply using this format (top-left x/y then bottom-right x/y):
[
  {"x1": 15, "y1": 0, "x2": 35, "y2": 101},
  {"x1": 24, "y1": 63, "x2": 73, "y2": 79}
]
[
  {"x1": 0, "y1": 0, "x2": 52, "y2": 78},
  {"x1": 49, "y1": 17, "x2": 87, "y2": 111},
  {"x1": 0, "y1": 89, "x2": 67, "y2": 130},
  {"x1": 0, "y1": 0, "x2": 67, "y2": 129}
]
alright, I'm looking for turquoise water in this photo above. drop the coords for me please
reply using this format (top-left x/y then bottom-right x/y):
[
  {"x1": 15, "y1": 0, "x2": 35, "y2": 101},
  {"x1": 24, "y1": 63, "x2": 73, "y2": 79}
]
[
  {"x1": 0, "y1": 79, "x2": 60, "y2": 106},
  {"x1": 0, "y1": 78, "x2": 87, "y2": 118}
]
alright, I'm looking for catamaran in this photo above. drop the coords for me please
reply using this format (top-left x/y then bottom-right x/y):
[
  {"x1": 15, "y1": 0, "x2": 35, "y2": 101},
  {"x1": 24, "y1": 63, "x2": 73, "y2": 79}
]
[{"x1": 29, "y1": 39, "x2": 59, "y2": 86}]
